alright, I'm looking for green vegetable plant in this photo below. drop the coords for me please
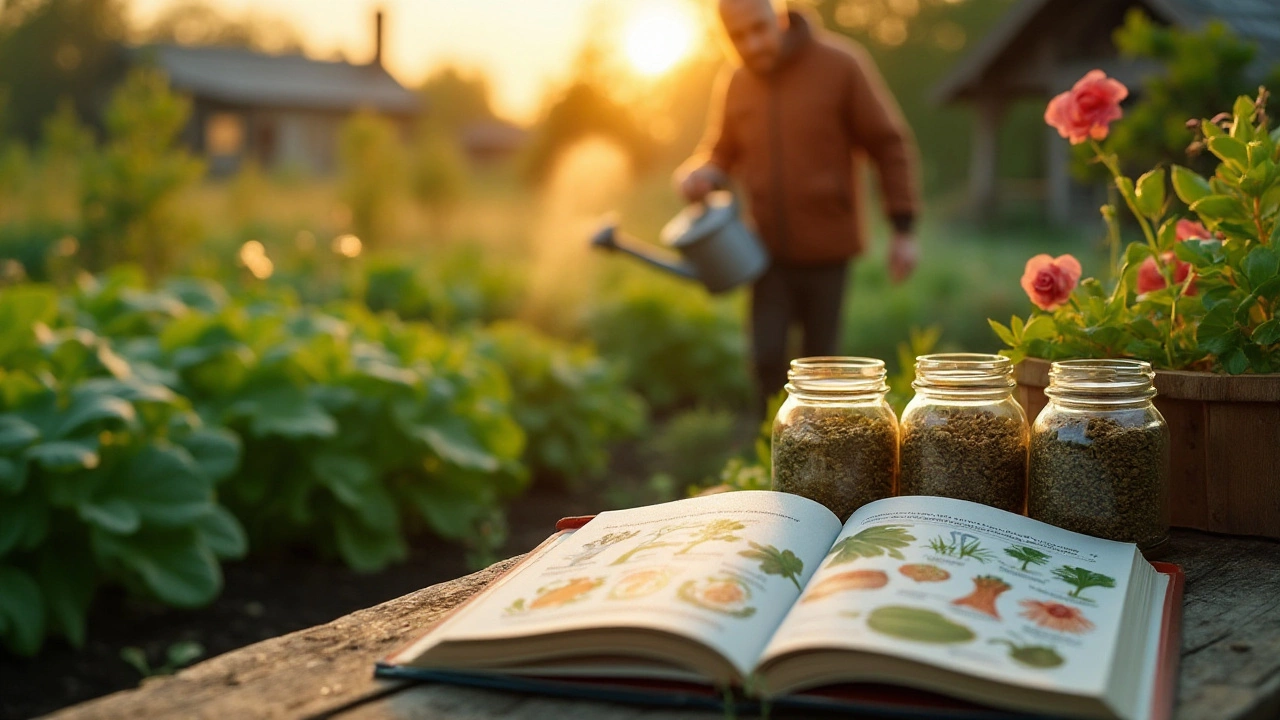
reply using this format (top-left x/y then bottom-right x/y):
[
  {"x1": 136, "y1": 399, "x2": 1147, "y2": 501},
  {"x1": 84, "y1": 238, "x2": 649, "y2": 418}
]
[
  {"x1": 0, "y1": 285, "x2": 244, "y2": 656},
  {"x1": 1052, "y1": 566, "x2": 1116, "y2": 599},
  {"x1": 826, "y1": 525, "x2": 916, "y2": 566},
  {"x1": 120, "y1": 640, "x2": 205, "y2": 678},
  {"x1": 472, "y1": 321, "x2": 645, "y2": 484}
]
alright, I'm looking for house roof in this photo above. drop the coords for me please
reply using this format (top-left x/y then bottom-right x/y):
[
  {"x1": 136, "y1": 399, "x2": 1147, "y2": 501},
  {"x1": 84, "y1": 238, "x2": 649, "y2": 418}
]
[
  {"x1": 138, "y1": 44, "x2": 421, "y2": 115},
  {"x1": 933, "y1": 0, "x2": 1280, "y2": 104}
]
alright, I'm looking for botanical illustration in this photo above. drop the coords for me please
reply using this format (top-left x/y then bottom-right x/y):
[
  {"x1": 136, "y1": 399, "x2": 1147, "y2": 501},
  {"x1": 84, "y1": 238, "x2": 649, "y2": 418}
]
[
  {"x1": 565, "y1": 531, "x2": 641, "y2": 567},
  {"x1": 675, "y1": 519, "x2": 747, "y2": 556},
  {"x1": 1019, "y1": 599, "x2": 1095, "y2": 634},
  {"x1": 898, "y1": 563, "x2": 950, "y2": 583},
  {"x1": 610, "y1": 523, "x2": 698, "y2": 565},
  {"x1": 1003, "y1": 546, "x2": 1052, "y2": 572},
  {"x1": 1052, "y1": 566, "x2": 1116, "y2": 599},
  {"x1": 738, "y1": 542, "x2": 804, "y2": 590},
  {"x1": 505, "y1": 577, "x2": 605, "y2": 615},
  {"x1": 801, "y1": 570, "x2": 889, "y2": 604},
  {"x1": 867, "y1": 606, "x2": 976, "y2": 644},
  {"x1": 608, "y1": 569, "x2": 672, "y2": 600},
  {"x1": 991, "y1": 637, "x2": 1065, "y2": 669},
  {"x1": 951, "y1": 575, "x2": 1012, "y2": 619},
  {"x1": 825, "y1": 525, "x2": 916, "y2": 566},
  {"x1": 927, "y1": 532, "x2": 995, "y2": 563},
  {"x1": 676, "y1": 576, "x2": 756, "y2": 618}
]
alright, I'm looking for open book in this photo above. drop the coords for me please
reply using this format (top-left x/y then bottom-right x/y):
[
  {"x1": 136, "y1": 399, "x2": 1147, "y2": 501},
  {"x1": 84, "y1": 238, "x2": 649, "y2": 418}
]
[{"x1": 379, "y1": 493, "x2": 1183, "y2": 720}]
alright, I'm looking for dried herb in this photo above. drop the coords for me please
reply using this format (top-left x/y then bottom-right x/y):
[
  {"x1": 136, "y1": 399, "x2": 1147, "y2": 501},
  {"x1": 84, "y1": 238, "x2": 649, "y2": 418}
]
[
  {"x1": 1029, "y1": 415, "x2": 1166, "y2": 547},
  {"x1": 899, "y1": 408, "x2": 1027, "y2": 513},
  {"x1": 772, "y1": 407, "x2": 897, "y2": 521}
]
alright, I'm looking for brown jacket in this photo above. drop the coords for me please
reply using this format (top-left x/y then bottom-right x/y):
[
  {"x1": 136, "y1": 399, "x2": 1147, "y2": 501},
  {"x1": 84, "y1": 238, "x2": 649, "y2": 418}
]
[{"x1": 698, "y1": 11, "x2": 919, "y2": 264}]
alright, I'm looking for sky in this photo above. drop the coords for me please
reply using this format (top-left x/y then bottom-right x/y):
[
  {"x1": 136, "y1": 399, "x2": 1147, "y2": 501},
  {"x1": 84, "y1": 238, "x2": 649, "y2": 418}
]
[{"x1": 126, "y1": 0, "x2": 707, "y2": 123}]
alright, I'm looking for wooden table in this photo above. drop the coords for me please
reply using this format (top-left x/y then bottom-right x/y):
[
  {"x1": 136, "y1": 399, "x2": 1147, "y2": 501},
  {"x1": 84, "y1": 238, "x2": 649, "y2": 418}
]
[{"x1": 50, "y1": 530, "x2": 1280, "y2": 720}]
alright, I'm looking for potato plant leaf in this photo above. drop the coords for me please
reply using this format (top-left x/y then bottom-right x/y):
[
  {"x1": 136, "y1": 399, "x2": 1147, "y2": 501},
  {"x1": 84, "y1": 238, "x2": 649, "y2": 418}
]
[{"x1": 826, "y1": 525, "x2": 916, "y2": 566}]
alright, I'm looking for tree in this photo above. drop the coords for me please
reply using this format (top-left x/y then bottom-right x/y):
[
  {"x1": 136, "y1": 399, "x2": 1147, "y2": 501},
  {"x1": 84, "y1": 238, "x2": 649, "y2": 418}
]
[
  {"x1": 410, "y1": 126, "x2": 467, "y2": 237},
  {"x1": 338, "y1": 110, "x2": 404, "y2": 249},
  {"x1": 1052, "y1": 566, "x2": 1116, "y2": 599},
  {"x1": 419, "y1": 67, "x2": 495, "y2": 132},
  {"x1": 139, "y1": 0, "x2": 302, "y2": 54},
  {"x1": 0, "y1": 0, "x2": 129, "y2": 143},
  {"x1": 79, "y1": 67, "x2": 204, "y2": 276},
  {"x1": 1004, "y1": 545, "x2": 1051, "y2": 572}
]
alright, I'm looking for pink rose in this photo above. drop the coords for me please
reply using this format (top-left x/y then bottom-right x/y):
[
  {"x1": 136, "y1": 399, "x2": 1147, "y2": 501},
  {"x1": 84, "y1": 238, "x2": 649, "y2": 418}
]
[
  {"x1": 1137, "y1": 253, "x2": 1196, "y2": 295},
  {"x1": 1045, "y1": 70, "x2": 1128, "y2": 144},
  {"x1": 1021, "y1": 254, "x2": 1082, "y2": 311},
  {"x1": 1175, "y1": 219, "x2": 1211, "y2": 242}
]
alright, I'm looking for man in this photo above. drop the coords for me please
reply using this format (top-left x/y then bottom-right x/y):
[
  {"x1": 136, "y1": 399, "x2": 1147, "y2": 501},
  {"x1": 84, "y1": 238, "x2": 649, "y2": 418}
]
[{"x1": 677, "y1": 0, "x2": 920, "y2": 415}]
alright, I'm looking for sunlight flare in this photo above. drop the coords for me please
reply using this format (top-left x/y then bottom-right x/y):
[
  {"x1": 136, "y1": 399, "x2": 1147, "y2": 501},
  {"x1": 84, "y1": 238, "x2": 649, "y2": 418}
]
[{"x1": 622, "y1": 2, "x2": 697, "y2": 77}]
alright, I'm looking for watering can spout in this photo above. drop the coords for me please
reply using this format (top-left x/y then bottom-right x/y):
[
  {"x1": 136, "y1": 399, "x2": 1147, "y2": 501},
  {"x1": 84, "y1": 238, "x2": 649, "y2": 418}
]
[{"x1": 590, "y1": 220, "x2": 699, "y2": 280}]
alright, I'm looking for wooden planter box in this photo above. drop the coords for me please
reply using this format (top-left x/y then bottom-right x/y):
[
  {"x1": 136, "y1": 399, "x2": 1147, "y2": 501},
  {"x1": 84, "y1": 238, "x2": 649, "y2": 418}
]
[{"x1": 1015, "y1": 358, "x2": 1280, "y2": 539}]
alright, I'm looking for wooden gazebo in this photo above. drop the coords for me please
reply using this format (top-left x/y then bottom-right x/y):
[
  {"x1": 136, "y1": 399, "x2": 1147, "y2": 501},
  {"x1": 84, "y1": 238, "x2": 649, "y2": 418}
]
[{"x1": 933, "y1": 0, "x2": 1280, "y2": 223}]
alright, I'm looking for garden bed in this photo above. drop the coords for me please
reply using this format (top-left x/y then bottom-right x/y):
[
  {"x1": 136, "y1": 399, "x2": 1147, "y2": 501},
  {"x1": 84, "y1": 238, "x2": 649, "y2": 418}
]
[{"x1": 0, "y1": 481, "x2": 607, "y2": 720}]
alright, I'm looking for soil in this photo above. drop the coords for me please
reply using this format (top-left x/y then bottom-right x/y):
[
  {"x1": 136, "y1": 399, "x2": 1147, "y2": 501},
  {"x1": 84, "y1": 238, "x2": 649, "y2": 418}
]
[{"x1": 0, "y1": 481, "x2": 612, "y2": 720}]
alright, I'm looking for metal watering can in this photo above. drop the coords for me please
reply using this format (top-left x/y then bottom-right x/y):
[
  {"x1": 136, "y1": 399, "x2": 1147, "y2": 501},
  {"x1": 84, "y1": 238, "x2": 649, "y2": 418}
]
[{"x1": 590, "y1": 191, "x2": 769, "y2": 294}]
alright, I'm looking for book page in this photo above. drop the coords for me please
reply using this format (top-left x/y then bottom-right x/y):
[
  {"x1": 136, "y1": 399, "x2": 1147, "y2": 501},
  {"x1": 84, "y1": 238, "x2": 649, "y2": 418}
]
[
  {"x1": 759, "y1": 496, "x2": 1140, "y2": 698},
  {"x1": 426, "y1": 491, "x2": 842, "y2": 677}
]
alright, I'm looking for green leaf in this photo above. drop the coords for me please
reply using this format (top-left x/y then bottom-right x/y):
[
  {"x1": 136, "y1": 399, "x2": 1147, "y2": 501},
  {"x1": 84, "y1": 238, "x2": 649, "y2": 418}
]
[
  {"x1": 1253, "y1": 319, "x2": 1280, "y2": 346},
  {"x1": 177, "y1": 428, "x2": 242, "y2": 483},
  {"x1": 738, "y1": 541, "x2": 804, "y2": 589},
  {"x1": 826, "y1": 525, "x2": 916, "y2": 566},
  {"x1": 37, "y1": 545, "x2": 96, "y2": 648},
  {"x1": 193, "y1": 506, "x2": 247, "y2": 560},
  {"x1": 405, "y1": 477, "x2": 489, "y2": 540},
  {"x1": 410, "y1": 416, "x2": 500, "y2": 472},
  {"x1": 227, "y1": 387, "x2": 338, "y2": 440},
  {"x1": 101, "y1": 445, "x2": 215, "y2": 529},
  {"x1": 0, "y1": 565, "x2": 45, "y2": 655},
  {"x1": 54, "y1": 392, "x2": 136, "y2": 440},
  {"x1": 0, "y1": 456, "x2": 25, "y2": 494},
  {"x1": 1171, "y1": 165, "x2": 1212, "y2": 205},
  {"x1": 1223, "y1": 348, "x2": 1249, "y2": 375},
  {"x1": 1022, "y1": 315, "x2": 1058, "y2": 342},
  {"x1": 0, "y1": 487, "x2": 49, "y2": 555},
  {"x1": 1134, "y1": 168, "x2": 1166, "y2": 218},
  {"x1": 27, "y1": 439, "x2": 99, "y2": 472},
  {"x1": 92, "y1": 529, "x2": 221, "y2": 608},
  {"x1": 1190, "y1": 194, "x2": 1249, "y2": 223},
  {"x1": 1242, "y1": 247, "x2": 1279, "y2": 290},
  {"x1": 311, "y1": 453, "x2": 376, "y2": 509},
  {"x1": 333, "y1": 510, "x2": 406, "y2": 572},
  {"x1": 78, "y1": 498, "x2": 141, "y2": 535},
  {"x1": 988, "y1": 319, "x2": 1015, "y2": 347},
  {"x1": 1208, "y1": 135, "x2": 1249, "y2": 169},
  {"x1": 0, "y1": 415, "x2": 41, "y2": 454}
]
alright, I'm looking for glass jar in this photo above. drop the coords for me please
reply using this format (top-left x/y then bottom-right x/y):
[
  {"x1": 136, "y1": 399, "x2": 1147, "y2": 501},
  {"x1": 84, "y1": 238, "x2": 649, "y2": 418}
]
[
  {"x1": 899, "y1": 353, "x2": 1028, "y2": 513},
  {"x1": 1028, "y1": 359, "x2": 1169, "y2": 552},
  {"x1": 772, "y1": 357, "x2": 898, "y2": 521}
]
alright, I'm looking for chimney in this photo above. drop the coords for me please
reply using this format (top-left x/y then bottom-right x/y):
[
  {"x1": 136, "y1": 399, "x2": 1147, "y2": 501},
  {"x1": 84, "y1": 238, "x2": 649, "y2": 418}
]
[{"x1": 373, "y1": 10, "x2": 384, "y2": 67}]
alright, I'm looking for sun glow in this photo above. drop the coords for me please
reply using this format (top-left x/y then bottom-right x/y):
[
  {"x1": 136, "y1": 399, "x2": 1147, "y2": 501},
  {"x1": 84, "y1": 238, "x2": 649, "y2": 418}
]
[{"x1": 622, "y1": 2, "x2": 698, "y2": 77}]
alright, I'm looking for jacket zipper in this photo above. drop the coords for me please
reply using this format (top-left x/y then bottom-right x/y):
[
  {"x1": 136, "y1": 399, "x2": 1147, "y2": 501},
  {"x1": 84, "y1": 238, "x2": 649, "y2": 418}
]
[{"x1": 768, "y1": 76, "x2": 788, "y2": 262}]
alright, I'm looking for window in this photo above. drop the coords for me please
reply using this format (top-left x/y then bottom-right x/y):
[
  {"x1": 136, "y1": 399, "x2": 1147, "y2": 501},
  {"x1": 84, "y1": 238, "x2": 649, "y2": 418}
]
[{"x1": 206, "y1": 112, "x2": 246, "y2": 156}]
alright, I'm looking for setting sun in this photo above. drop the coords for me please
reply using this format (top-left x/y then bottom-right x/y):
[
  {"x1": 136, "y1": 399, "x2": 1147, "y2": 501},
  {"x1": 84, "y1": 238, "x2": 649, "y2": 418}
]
[{"x1": 623, "y1": 2, "x2": 698, "y2": 77}]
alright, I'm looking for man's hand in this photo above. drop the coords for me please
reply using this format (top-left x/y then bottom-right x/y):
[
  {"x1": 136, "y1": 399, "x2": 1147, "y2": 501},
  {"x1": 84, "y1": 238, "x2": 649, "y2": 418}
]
[
  {"x1": 677, "y1": 165, "x2": 726, "y2": 203},
  {"x1": 888, "y1": 232, "x2": 918, "y2": 284}
]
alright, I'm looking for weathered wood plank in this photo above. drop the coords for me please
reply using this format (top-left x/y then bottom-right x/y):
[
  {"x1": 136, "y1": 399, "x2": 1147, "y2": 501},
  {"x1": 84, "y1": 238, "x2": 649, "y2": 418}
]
[
  {"x1": 49, "y1": 531, "x2": 1280, "y2": 720},
  {"x1": 45, "y1": 555, "x2": 526, "y2": 720}
]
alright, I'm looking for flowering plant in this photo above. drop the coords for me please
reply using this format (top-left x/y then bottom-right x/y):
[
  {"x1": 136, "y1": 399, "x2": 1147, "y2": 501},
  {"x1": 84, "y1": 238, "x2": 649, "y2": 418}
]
[{"x1": 992, "y1": 71, "x2": 1280, "y2": 374}]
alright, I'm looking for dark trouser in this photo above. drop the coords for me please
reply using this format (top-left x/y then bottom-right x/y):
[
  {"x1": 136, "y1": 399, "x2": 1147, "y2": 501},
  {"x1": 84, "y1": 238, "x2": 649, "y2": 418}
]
[{"x1": 750, "y1": 261, "x2": 851, "y2": 419}]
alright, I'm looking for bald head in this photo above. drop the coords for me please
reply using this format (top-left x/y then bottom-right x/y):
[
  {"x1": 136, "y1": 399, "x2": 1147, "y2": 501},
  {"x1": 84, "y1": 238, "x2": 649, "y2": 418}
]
[{"x1": 718, "y1": 0, "x2": 788, "y2": 74}]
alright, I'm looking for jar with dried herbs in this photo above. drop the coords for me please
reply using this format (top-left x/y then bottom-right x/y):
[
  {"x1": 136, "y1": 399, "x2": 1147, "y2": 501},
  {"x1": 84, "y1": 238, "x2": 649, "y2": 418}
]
[
  {"x1": 772, "y1": 357, "x2": 898, "y2": 521},
  {"x1": 1028, "y1": 359, "x2": 1169, "y2": 552},
  {"x1": 899, "y1": 354, "x2": 1028, "y2": 513}
]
